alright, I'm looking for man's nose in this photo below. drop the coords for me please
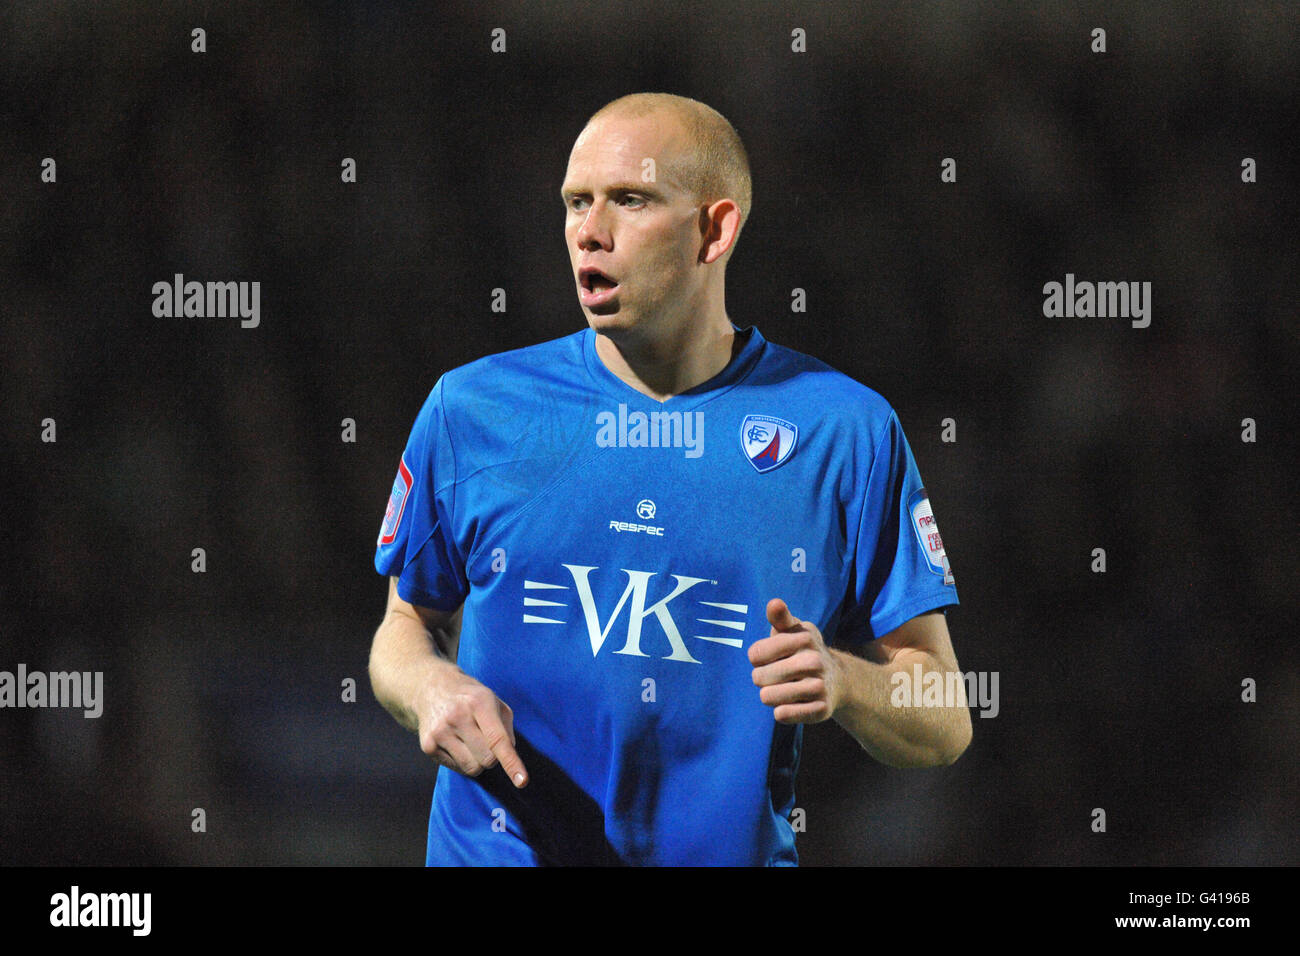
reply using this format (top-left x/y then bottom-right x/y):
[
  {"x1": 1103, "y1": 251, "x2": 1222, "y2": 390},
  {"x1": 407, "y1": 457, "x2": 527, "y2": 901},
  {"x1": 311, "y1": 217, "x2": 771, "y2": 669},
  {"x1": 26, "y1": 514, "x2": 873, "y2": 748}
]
[{"x1": 575, "y1": 202, "x2": 611, "y2": 249}]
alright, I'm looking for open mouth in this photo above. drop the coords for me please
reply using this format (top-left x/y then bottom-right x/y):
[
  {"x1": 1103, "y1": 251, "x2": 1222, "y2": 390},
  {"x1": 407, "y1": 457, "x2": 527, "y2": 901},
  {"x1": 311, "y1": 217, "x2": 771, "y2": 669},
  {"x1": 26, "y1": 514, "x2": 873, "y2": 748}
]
[
  {"x1": 579, "y1": 267, "x2": 618, "y2": 291},
  {"x1": 578, "y1": 266, "x2": 620, "y2": 306}
]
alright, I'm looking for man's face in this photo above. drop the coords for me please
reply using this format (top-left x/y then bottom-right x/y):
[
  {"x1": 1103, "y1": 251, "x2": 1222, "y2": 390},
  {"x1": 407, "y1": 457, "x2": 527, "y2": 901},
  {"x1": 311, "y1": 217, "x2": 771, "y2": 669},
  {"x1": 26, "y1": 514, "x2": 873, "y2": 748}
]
[{"x1": 561, "y1": 111, "x2": 705, "y2": 336}]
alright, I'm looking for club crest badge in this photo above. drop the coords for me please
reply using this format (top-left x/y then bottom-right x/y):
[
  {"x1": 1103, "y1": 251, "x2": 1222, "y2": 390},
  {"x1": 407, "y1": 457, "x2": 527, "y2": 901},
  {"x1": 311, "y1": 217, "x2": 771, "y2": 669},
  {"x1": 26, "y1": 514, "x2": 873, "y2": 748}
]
[
  {"x1": 378, "y1": 456, "x2": 413, "y2": 545},
  {"x1": 740, "y1": 415, "x2": 798, "y2": 473}
]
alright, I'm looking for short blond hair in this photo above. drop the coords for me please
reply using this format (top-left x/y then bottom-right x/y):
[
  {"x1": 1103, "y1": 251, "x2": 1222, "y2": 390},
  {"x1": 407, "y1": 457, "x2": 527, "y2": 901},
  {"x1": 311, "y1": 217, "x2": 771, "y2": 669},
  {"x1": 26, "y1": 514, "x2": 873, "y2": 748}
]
[{"x1": 588, "y1": 93, "x2": 752, "y2": 242}]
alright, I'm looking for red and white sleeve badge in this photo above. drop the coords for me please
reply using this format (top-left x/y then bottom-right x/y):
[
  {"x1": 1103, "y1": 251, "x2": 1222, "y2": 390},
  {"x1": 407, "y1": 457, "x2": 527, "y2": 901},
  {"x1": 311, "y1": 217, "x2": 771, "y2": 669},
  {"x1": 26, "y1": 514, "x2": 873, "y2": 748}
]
[{"x1": 378, "y1": 456, "x2": 413, "y2": 546}]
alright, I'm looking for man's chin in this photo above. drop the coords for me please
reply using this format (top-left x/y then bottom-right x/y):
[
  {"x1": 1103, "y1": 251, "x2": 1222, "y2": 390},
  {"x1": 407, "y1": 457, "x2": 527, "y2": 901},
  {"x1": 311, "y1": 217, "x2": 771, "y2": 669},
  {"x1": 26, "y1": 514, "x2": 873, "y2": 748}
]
[{"x1": 584, "y1": 305, "x2": 628, "y2": 329}]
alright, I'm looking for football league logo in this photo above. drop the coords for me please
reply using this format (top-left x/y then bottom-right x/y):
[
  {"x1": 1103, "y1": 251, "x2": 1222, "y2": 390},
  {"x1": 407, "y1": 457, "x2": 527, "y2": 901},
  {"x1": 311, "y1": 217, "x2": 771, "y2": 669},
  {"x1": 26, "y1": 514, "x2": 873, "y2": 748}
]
[
  {"x1": 739, "y1": 415, "x2": 797, "y2": 473},
  {"x1": 908, "y1": 487, "x2": 953, "y2": 585},
  {"x1": 379, "y1": 457, "x2": 413, "y2": 545}
]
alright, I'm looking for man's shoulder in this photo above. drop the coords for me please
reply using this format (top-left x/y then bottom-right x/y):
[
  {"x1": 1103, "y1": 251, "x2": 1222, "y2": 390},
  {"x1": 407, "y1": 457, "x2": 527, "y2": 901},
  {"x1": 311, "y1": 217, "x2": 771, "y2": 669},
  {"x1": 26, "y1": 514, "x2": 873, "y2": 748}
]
[
  {"x1": 438, "y1": 329, "x2": 587, "y2": 402},
  {"x1": 751, "y1": 332, "x2": 897, "y2": 434}
]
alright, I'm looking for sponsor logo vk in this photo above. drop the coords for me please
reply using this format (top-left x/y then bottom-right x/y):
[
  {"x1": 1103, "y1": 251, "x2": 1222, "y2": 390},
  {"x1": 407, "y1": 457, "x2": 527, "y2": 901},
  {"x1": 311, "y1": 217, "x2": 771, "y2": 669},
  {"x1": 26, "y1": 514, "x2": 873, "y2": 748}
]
[
  {"x1": 521, "y1": 565, "x2": 750, "y2": 664},
  {"x1": 740, "y1": 415, "x2": 797, "y2": 473}
]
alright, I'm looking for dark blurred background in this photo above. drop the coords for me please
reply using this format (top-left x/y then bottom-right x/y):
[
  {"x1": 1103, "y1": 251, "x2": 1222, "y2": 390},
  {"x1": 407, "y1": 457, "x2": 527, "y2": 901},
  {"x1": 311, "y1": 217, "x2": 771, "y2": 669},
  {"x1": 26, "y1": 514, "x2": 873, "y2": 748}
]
[{"x1": 1, "y1": 0, "x2": 1296, "y2": 865}]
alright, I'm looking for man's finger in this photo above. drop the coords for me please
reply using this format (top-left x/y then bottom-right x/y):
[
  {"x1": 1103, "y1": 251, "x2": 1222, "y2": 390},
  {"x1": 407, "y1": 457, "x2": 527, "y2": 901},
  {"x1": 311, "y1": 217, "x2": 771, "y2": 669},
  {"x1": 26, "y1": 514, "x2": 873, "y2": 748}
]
[
  {"x1": 499, "y1": 699, "x2": 517, "y2": 747},
  {"x1": 752, "y1": 648, "x2": 823, "y2": 686},
  {"x1": 479, "y1": 707, "x2": 529, "y2": 788},
  {"x1": 748, "y1": 630, "x2": 807, "y2": 667},
  {"x1": 766, "y1": 598, "x2": 800, "y2": 632},
  {"x1": 759, "y1": 676, "x2": 826, "y2": 707},
  {"x1": 435, "y1": 737, "x2": 482, "y2": 777},
  {"x1": 462, "y1": 733, "x2": 498, "y2": 773},
  {"x1": 772, "y1": 700, "x2": 832, "y2": 724}
]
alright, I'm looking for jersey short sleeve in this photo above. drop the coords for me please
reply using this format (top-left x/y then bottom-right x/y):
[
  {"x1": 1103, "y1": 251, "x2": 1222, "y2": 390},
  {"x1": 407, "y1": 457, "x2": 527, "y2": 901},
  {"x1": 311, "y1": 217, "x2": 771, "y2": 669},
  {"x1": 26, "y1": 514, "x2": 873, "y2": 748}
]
[
  {"x1": 846, "y1": 409, "x2": 958, "y2": 642},
  {"x1": 374, "y1": 377, "x2": 468, "y2": 611}
]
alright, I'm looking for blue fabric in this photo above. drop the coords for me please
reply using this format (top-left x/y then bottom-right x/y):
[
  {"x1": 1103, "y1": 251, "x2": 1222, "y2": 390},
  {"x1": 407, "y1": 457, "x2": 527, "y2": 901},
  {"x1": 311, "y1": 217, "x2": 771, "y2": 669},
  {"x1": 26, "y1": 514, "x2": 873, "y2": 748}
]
[{"x1": 375, "y1": 326, "x2": 958, "y2": 865}]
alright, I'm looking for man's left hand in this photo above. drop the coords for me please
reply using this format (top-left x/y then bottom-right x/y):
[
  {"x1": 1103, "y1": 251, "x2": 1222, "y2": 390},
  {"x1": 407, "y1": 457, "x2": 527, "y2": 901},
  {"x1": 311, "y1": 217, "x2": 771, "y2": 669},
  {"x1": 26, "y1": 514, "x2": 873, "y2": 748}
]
[{"x1": 749, "y1": 598, "x2": 844, "y2": 724}]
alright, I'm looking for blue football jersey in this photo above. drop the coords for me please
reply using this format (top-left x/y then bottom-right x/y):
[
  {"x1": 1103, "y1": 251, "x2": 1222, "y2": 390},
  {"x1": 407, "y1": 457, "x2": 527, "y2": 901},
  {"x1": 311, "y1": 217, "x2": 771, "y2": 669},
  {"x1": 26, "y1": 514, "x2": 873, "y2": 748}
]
[{"x1": 375, "y1": 326, "x2": 958, "y2": 866}]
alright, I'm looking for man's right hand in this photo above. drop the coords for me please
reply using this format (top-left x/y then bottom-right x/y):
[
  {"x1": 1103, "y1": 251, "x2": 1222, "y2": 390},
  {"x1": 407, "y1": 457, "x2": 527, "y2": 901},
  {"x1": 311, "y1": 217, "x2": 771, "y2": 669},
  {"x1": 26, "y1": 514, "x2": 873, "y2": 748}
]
[
  {"x1": 416, "y1": 663, "x2": 529, "y2": 788},
  {"x1": 370, "y1": 577, "x2": 529, "y2": 789}
]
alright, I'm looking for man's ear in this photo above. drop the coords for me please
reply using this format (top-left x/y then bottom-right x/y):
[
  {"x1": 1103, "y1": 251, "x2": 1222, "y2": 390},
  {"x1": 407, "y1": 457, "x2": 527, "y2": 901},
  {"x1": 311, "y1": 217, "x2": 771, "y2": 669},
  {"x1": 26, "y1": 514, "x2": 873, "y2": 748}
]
[{"x1": 698, "y1": 199, "x2": 741, "y2": 264}]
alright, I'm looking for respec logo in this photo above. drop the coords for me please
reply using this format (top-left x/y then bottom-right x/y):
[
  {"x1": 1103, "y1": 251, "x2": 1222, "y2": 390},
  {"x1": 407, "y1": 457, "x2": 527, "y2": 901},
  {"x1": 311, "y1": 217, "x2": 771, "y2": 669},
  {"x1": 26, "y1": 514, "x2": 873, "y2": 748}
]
[
  {"x1": 521, "y1": 565, "x2": 749, "y2": 664},
  {"x1": 610, "y1": 498, "x2": 663, "y2": 535}
]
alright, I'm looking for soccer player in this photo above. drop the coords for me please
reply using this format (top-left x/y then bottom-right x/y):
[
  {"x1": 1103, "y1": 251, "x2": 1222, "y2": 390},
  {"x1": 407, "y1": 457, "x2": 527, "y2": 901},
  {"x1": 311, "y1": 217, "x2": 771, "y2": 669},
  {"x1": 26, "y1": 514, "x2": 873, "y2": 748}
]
[{"x1": 369, "y1": 93, "x2": 971, "y2": 866}]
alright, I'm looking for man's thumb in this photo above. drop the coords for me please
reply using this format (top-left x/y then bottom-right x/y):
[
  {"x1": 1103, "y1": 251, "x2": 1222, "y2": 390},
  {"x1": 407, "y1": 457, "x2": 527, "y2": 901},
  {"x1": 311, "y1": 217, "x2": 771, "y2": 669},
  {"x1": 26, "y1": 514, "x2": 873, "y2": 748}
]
[{"x1": 766, "y1": 598, "x2": 800, "y2": 632}]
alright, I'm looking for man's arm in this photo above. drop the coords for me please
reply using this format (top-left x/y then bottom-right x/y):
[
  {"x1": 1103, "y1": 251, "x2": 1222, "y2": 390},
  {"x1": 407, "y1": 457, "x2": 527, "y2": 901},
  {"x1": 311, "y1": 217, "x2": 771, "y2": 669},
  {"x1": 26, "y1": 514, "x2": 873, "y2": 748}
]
[
  {"x1": 749, "y1": 601, "x2": 972, "y2": 768},
  {"x1": 368, "y1": 576, "x2": 529, "y2": 787},
  {"x1": 829, "y1": 610, "x2": 972, "y2": 767}
]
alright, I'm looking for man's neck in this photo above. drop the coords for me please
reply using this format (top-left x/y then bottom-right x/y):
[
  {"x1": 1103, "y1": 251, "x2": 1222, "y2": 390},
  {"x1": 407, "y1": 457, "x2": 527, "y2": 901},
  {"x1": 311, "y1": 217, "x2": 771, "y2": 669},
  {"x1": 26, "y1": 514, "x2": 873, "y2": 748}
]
[{"x1": 594, "y1": 316, "x2": 740, "y2": 402}]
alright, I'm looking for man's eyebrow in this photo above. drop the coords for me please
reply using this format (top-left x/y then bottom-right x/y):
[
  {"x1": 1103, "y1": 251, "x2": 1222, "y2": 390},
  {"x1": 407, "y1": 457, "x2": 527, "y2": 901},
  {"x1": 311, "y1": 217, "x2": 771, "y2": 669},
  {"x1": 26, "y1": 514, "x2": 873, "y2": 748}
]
[{"x1": 560, "y1": 182, "x2": 666, "y2": 200}]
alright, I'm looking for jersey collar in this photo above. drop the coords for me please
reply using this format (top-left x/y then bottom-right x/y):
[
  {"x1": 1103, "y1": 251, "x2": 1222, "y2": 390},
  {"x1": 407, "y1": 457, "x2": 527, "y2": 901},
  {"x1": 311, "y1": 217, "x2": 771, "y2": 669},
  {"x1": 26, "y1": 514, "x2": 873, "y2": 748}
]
[{"x1": 582, "y1": 324, "x2": 767, "y2": 410}]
